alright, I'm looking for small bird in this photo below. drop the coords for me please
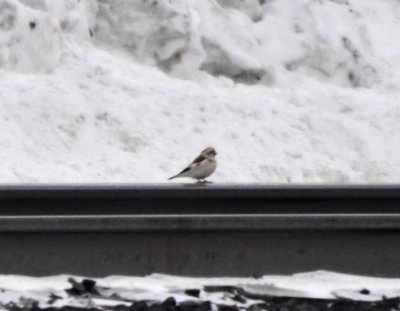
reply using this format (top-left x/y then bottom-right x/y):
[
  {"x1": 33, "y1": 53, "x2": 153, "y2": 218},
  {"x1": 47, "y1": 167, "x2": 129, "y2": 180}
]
[{"x1": 169, "y1": 147, "x2": 217, "y2": 183}]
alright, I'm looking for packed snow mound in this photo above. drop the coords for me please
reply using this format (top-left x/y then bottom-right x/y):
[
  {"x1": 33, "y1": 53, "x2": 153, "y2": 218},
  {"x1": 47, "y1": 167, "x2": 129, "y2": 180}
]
[
  {"x1": 19, "y1": 0, "x2": 98, "y2": 39},
  {"x1": 94, "y1": 0, "x2": 268, "y2": 84},
  {"x1": 2, "y1": 0, "x2": 399, "y2": 85},
  {"x1": 92, "y1": 0, "x2": 400, "y2": 87},
  {"x1": 0, "y1": 0, "x2": 62, "y2": 72},
  {"x1": 0, "y1": 0, "x2": 400, "y2": 183}
]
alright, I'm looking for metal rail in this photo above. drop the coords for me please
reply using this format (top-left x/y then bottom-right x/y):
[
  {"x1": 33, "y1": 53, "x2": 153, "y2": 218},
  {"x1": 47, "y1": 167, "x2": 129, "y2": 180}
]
[
  {"x1": 0, "y1": 184, "x2": 399, "y2": 277},
  {"x1": 1, "y1": 214, "x2": 400, "y2": 231},
  {"x1": 1, "y1": 184, "x2": 400, "y2": 214}
]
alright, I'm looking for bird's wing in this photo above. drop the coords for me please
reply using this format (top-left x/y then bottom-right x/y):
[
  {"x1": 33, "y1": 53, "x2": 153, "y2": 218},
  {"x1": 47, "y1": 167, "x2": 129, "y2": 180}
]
[
  {"x1": 172, "y1": 156, "x2": 205, "y2": 175},
  {"x1": 191, "y1": 154, "x2": 206, "y2": 165},
  {"x1": 168, "y1": 155, "x2": 206, "y2": 179},
  {"x1": 168, "y1": 164, "x2": 193, "y2": 179},
  {"x1": 176, "y1": 166, "x2": 191, "y2": 175}
]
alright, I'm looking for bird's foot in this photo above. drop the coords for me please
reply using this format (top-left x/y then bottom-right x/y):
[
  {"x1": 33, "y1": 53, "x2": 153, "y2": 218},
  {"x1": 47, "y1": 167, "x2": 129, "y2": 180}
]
[{"x1": 197, "y1": 179, "x2": 212, "y2": 184}]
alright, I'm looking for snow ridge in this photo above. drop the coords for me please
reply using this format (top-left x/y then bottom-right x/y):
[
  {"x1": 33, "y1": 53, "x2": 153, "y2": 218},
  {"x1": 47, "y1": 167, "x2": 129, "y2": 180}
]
[{"x1": 0, "y1": 0, "x2": 400, "y2": 183}]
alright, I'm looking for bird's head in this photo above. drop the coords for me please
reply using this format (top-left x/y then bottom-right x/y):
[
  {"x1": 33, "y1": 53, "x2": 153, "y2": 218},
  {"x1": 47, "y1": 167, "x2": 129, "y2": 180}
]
[{"x1": 202, "y1": 147, "x2": 217, "y2": 157}]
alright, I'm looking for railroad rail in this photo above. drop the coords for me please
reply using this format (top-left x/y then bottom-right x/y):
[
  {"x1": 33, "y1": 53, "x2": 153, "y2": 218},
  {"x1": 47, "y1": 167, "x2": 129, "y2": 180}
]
[{"x1": 0, "y1": 184, "x2": 399, "y2": 277}]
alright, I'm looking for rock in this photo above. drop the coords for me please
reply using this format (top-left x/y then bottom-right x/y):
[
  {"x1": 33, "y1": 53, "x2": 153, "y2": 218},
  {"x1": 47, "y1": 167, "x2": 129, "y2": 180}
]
[
  {"x1": 184, "y1": 289, "x2": 201, "y2": 298},
  {"x1": 65, "y1": 278, "x2": 100, "y2": 296},
  {"x1": 178, "y1": 301, "x2": 211, "y2": 311},
  {"x1": 217, "y1": 305, "x2": 239, "y2": 311}
]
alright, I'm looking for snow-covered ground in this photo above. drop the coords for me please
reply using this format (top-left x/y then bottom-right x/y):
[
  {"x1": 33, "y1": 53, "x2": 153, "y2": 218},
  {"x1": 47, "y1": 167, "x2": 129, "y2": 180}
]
[
  {"x1": 1, "y1": 271, "x2": 400, "y2": 309},
  {"x1": 1, "y1": 0, "x2": 400, "y2": 183}
]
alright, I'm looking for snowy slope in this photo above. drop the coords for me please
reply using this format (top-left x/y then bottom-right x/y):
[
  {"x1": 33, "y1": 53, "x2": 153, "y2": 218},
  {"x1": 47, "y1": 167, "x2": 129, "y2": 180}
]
[{"x1": 1, "y1": 0, "x2": 400, "y2": 183}]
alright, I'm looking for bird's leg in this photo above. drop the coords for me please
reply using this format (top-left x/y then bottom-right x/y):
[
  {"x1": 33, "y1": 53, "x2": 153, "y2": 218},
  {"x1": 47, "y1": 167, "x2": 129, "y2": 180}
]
[{"x1": 198, "y1": 179, "x2": 212, "y2": 184}]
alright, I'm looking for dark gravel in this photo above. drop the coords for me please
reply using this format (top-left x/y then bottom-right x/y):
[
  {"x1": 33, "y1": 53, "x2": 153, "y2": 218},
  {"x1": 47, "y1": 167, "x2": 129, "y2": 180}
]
[{"x1": 2, "y1": 278, "x2": 399, "y2": 311}]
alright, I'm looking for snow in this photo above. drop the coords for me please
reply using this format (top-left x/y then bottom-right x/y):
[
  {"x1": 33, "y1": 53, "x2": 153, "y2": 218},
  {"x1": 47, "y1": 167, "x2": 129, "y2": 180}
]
[
  {"x1": 0, "y1": 271, "x2": 400, "y2": 309},
  {"x1": 1, "y1": 0, "x2": 400, "y2": 183},
  {"x1": 0, "y1": 0, "x2": 62, "y2": 72}
]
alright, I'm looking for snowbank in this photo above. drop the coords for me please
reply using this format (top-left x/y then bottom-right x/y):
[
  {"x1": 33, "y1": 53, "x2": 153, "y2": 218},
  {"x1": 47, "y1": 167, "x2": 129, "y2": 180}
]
[
  {"x1": 93, "y1": 0, "x2": 400, "y2": 88},
  {"x1": 0, "y1": 0, "x2": 400, "y2": 183},
  {"x1": 0, "y1": 0, "x2": 62, "y2": 72}
]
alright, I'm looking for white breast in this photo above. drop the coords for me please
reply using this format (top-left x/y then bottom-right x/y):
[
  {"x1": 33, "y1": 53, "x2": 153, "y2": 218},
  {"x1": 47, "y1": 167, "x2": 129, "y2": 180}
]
[{"x1": 192, "y1": 158, "x2": 217, "y2": 179}]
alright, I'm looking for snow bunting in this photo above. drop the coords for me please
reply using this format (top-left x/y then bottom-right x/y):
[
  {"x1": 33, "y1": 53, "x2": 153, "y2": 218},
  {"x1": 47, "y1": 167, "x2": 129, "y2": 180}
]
[{"x1": 169, "y1": 147, "x2": 217, "y2": 182}]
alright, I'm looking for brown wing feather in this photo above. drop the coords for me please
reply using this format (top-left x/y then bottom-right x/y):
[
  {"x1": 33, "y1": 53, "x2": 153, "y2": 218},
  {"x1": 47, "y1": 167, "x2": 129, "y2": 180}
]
[
  {"x1": 191, "y1": 154, "x2": 206, "y2": 164},
  {"x1": 168, "y1": 154, "x2": 206, "y2": 180},
  {"x1": 177, "y1": 166, "x2": 191, "y2": 175}
]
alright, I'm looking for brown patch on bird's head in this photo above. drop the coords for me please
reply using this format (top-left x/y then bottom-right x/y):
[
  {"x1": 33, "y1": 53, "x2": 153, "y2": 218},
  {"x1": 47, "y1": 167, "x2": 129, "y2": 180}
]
[{"x1": 202, "y1": 147, "x2": 217, "y2": 157}]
